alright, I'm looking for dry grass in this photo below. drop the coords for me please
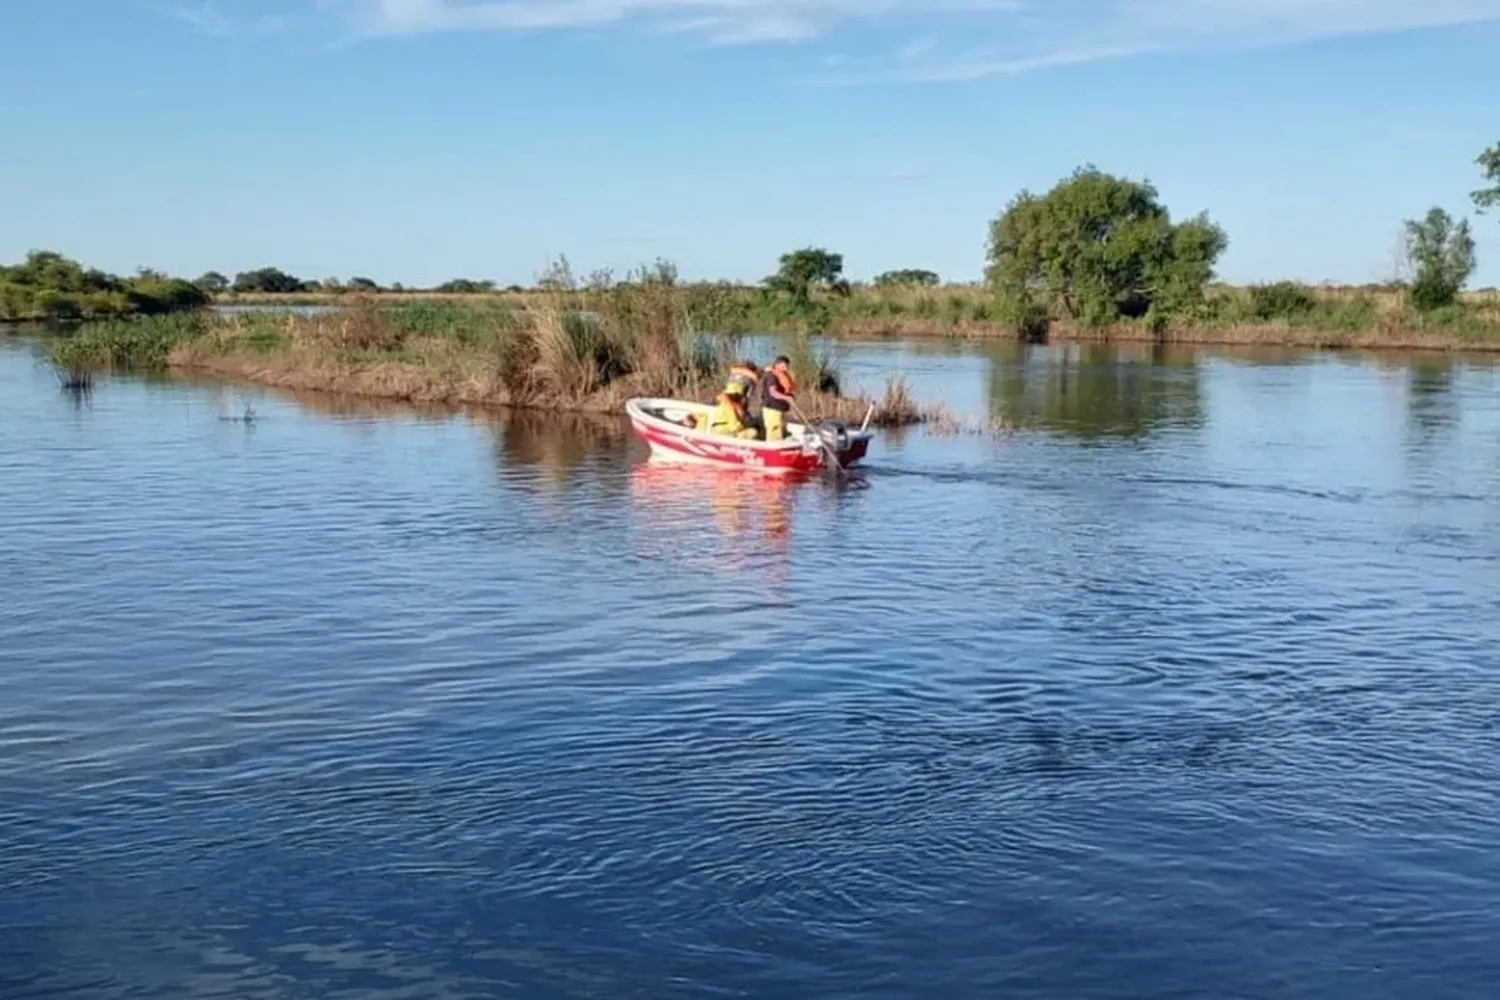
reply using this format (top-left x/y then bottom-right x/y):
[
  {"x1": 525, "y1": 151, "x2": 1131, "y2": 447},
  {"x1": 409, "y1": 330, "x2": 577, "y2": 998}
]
[{"x1": 159, "y1": 295, "x2": 931, "y2": 426}]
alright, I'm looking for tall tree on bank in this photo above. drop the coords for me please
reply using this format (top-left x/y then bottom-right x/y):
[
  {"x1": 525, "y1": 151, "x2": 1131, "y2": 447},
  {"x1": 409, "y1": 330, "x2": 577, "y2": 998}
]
[
  {"x1": 195, "y1": 271, "x2": 229, "y2": 295},
  {"x1": 1474, "y1": 142, "x2": 1500, "y2": 216},
  {"x1": 764, "y1": 248, "x2": 850, "y2": 305},
  {"x1": 985, "y1": 166, "x2": 1227, "y2": 331},
  {"x1": 1403, "y1": 207, "x2": 1476, "y2": 311}
]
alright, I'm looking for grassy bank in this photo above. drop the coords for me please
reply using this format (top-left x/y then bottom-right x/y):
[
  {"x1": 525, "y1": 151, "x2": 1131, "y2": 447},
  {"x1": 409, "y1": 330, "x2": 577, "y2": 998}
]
[
  {"x1": 53, "y1": 293, "x2": 929, "y2": 426},
  {"x1": 791, "y1": 281, "x2": 1500, "y2": 348},
  {"x1": 219, "y1": 281, "x2": 1500, "y2": 350}
]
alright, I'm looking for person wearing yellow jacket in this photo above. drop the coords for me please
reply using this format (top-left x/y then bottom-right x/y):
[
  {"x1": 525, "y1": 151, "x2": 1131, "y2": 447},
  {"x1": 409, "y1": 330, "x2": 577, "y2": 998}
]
[{"x1": 708, "y1": 361, "x2": 761, "y2": 438}]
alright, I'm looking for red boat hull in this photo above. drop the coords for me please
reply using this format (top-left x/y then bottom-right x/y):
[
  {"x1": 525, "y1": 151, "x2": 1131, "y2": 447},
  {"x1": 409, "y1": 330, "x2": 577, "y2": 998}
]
[{"x1": 625, "y1": 398, "x2": 871, "y2": 475}]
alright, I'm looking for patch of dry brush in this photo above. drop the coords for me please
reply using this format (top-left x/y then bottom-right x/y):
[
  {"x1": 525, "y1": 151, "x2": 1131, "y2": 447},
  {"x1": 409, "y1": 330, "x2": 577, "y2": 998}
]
[{"x1": 165, "y1": 292, "x2": 932, "y2": 426}]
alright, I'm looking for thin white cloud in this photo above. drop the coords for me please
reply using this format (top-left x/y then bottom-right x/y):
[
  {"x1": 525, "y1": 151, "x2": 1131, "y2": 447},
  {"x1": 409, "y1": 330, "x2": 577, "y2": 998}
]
[
  {"x1": 169, "y1": 0, "x2": 1500, "y2": 81},
  {"x1": 897, "y1": 36, "x2": 936, "y2": 61},
  {"x1": 1120, "y1": 0, "x2": 1500, "y2": 44},
  {"x1": 349, "y1": 0, "x2": 1023, "y2": 42},
  {"x1": 856, "y1": 0, "x2": 1500, "y2": 83},
  {"x1": 890, "y1": 42, "x2": 1164, "y2": 83},
  {"x1": 168, "y1": 1, "x2": 289, "y2": 36},
  {"x1": 657, "y1": 12, "x2": 824, "y2": 45}
]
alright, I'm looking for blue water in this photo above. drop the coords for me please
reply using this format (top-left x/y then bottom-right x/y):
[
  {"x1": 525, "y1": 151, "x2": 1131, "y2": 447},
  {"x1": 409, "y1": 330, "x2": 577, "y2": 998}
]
[{"x1": 4, "y1": 338, "x2": 1500, "y2": 999}]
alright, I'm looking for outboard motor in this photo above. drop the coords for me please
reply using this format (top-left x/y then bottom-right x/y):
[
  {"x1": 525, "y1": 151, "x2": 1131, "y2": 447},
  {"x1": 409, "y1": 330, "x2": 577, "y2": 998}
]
[{"x1": 817, "y1": 421, "x2": 850, "y2": 455}]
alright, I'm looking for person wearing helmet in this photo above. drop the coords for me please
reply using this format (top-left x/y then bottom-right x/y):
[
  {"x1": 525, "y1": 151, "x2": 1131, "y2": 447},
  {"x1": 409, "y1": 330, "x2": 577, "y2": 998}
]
[{"x1": 708, "y1": 360, "x2": 761, "y2": 438}]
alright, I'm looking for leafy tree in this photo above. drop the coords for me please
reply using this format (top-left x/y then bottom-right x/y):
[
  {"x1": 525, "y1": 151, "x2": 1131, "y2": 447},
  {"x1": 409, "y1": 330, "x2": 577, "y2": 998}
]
[
  {"x1": 985, "y1": 165, "x2": 1227, "y2": 329},
  {"x1": 433, "y1": 278, "x2": 496, "y2": 294},
  {"x1": 764, "y1": 248, "x2": 850, "y2": 304},
  {"x1": 1473, "y1": 142, "x2": 1500, "y2": 216},
  {"x1": 1403, "y1": 207, "x2": 1476, "y2": 311},
  {"x1": 196, "y1": 271, "x2": 229, "y2": 294},
  {"x1": 0, "y1": 250, "x2": 203, "y2": 319},
  {"x1": 347, "y1": 276, "x2": 381, "y2": 292},
  {"x1": 231, "y1": 267, "x2": 308, "y2": 294},
  {"x1": 873, "y1": 268, "x2": 940, "y2": 287},
  {"x1": 126, "y1": 269, "x2": 209, "y2": 314}
]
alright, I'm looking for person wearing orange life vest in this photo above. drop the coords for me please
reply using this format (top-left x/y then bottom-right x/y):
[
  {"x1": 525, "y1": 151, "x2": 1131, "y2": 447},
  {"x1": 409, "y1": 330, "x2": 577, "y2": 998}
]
[
  {"x1": 708, "y1": 360, "x2": 761, "y2": 439},
  {"x1": 760, "y1": 355, "x2": 797, "y2": 441}
]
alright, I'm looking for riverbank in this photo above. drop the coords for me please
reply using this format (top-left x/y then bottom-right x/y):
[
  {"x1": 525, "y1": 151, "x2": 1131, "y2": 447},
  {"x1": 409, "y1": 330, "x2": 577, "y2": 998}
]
[
  {"x1": 219, "y1": 283, "x2": 1500, "y2": 351},
  {"x1": 50, "y1": 299, "x2": 931, "y2": 427}
]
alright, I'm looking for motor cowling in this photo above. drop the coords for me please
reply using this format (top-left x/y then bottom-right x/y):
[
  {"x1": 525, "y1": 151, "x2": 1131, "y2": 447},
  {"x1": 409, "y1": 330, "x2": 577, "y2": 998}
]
[{"x1": 817, "y1": 422, "x2": 850, "y2": 454}]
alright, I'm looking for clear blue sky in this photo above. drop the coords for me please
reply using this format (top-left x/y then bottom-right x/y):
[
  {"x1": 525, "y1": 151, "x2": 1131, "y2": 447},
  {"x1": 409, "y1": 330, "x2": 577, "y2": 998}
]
[{"x1": 3, "y1": 1, "x2": 1499, "y2": 288}]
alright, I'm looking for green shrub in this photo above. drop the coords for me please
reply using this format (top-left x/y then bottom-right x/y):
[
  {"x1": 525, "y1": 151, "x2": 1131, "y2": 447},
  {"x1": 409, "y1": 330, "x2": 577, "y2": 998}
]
[
  {"x1": 1249, "y1": 281, "x2": 1318, "y2": 320},
  {"x1": 52, "y1": 313, "x2": 207, "y2": 370},
  {"x1": 1320, "y1": 292, "x2": 1379, "y2": 332}
]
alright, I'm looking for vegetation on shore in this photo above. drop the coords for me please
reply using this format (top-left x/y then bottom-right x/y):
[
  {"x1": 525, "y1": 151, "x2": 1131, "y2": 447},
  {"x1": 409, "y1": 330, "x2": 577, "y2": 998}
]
[
  {"x1": 52, "y1": 270, "x2": 929, "y2": 426},
  {"x1": 18, "y1": 138, "x2": 1500, "y2": 352},
  {"x1": 210, "y1": 279, "x2": 1500, "y2": 348},
  {"x1": 1, "y1": 252, "x2": 208, "y2": 322}
]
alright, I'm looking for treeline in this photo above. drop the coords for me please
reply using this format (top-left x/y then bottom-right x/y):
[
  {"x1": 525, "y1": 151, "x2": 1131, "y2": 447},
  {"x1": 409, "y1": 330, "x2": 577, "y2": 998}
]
[
  {"x1": 0, "y1": 253, "x2": 544, "y2": 321},
  {"x1": 214, "y1": 259, "x2": 943, "y2": 300},
  {"x1": 203, "y1": 131, "x2": 1500, "y2": 340},
  {"x1": 10, "y1": 136, "x2": 1498, "y2": 337},
  {"x1": 0, "y1": 252, "x2": 209, "y2": 322},
  {"x1": 209, "y1": 268, "x2": 528, "y2": 296}
]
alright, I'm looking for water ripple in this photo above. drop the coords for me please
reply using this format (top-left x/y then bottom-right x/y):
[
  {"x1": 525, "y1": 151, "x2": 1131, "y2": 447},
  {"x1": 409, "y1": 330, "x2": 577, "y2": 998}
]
[{"x1": 3, "y1": 342, "x2": 1500, "y2": 999}]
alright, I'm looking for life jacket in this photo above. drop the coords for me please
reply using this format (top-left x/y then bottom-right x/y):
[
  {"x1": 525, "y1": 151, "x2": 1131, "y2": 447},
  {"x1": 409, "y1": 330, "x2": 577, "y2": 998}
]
[
  {"x1": 761, "y1": 367, "x2": 796, "y2": 411},
  {"x1": 724, "y1": 364, "x2": 758, "y2": 397}
]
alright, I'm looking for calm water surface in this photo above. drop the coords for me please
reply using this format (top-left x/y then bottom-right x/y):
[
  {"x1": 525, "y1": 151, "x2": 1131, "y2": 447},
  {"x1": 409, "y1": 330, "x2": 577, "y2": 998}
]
[{"x1": 4, "y1": 337, "x2": 1500, "y2": 999}]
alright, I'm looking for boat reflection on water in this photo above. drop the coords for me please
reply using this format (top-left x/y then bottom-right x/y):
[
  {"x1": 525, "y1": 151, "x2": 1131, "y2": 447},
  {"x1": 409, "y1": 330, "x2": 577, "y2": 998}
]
[{"x1": 628, "y1": 462, "x2": 802, "y2": 584}]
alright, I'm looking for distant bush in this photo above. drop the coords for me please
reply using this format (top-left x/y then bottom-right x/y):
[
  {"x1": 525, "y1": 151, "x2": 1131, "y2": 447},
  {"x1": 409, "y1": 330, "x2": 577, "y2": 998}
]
[
  {"x1": 126, "y1": 271, "x2": 211, "y2": 315},
  {"x1": 52, "y1": 313, "x2": 208, "y2": 369},
  {"x1": 1249, "y1": 281, "x2": 1318, "y2": 320},
  {"x1": 0, "y1": 251, "x2": 207, "y2": 321},
  {"x1": 231, "y1": 267, "x2": 312, "y2": 294},
  {"x1": 873, "y1": 268, "x2": 939, "y2": 287},
  {"x1": 1321, "y1": 291, "x2": 1380, "y2": 332},
  {"x1": 432, "y1": 278, "x2": 495, "y2": 294}
]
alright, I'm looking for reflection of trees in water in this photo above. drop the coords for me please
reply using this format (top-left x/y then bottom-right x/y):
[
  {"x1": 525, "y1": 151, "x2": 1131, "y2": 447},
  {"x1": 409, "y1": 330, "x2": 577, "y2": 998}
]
[
  {"x1": 986, "y1": 342, "x2": 1205, "y2": 439},
  {"x1": 1397, "y1": 354, "x2": 1500, "y2": 484},
  {"x1": 274, "y1": 389, "x2": 460, "y2": 423},
  {"x1": 268, "y1": 385, "x2": 637, "y2": 485},
  {"x1": 1404, "y1": 357, "x2": 1458, "y2": 446},
  {"x1": 488, "y1": 408, "x2": 634, "y2": 485}
]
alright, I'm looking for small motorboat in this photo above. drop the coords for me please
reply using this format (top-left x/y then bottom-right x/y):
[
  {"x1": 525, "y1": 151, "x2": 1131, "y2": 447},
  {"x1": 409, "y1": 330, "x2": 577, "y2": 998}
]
[{"x1": 625, "y1": 397, "x2": 873, "y2": 474}]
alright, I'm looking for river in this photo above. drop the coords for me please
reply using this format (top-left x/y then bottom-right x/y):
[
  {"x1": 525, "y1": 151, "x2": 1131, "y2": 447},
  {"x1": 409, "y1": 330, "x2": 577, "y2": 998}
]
[{"x1": 3, "y1": 335, "x2": 1500, "y2": 999}]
